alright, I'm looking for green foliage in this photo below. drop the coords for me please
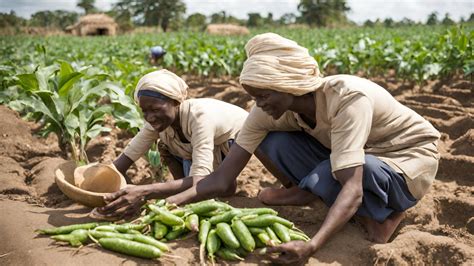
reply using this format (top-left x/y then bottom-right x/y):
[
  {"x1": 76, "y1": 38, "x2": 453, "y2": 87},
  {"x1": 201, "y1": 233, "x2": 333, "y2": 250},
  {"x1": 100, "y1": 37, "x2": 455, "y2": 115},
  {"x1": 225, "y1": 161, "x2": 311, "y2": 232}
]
[
  {"x1": 114, "y1": 0, "x2": 186, "y2": 32},
  {"x1": 0, "y1": 11, "x2": 27, "y2": 28},
  {"x1": 30, "y1": 10, "x2": 79, "y2": 29},
  {"x1": 298, "y1": 0, "x2": 351, "y2": 27},
  {"x1": 77, "y1": 0, "x2": 97, "y2": 15},
  {"x1": 6, "y1": 60, "x2": 141, "y2": 163},
  {"x1": 186, "y1": 13, "x2": 207, "y2": 30},
  {"x1": 0, "y1": 25, "x2": 471, "y2": 164},
  {"x1": 247, "y1": 13, "x2": 264, "y2": 28}
]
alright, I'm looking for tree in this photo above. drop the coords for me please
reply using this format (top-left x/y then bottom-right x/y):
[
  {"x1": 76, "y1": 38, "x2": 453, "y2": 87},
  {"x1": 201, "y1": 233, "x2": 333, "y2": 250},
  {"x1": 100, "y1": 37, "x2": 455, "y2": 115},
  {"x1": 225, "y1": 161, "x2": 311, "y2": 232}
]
[
  {"x1": 298, "y1": 0, "x2": 350, "y2": 27},
  {"x1": 77, "y1": 0, "x2": 97, "y2": 14},
  {"x1": 30, "y1": 10, "x2": 78, "y2": 29},
  {"x1": 426, "y1": 12, "x2": 438, "y2": 25},
  {"x1": 383, "y1": 18, "x2": 394, "y2": 27},
  {"x1": 247, "y1": 13, "x2": 263, "y2": 27},
  {"x1": 113, "y1": 0, "x2": 186, "y2": 31},
  {"x1": 441, "y1": 13, "x2": 455, "y2": 25},
  {"x1": 108, "y1": 5, "x2": 133, "y2": 32},
  {"x1": 186, "y1": 13, "x2": 207, "y2": 29},
  {"x1": 363, "y1": 19, "x2": 374, "y2": 27},
  {"x1": 279, "y1": 13, "x2": 296, "y2": 25},
  {"x1": 210, "y1": 11, "x2": 227, "y2": 24},
  {"x1": 0, "y1": 11, "x2": 27, "y2": 28},
  {"x1": 469, "y1": 13, "x2": 474, "y2": 22},
  {"x1": 398, "y1": 17, "x2": 416, "y2": 27},
  {"x1": 265, "y1": 12, "x2": 275, "y2": 26}
]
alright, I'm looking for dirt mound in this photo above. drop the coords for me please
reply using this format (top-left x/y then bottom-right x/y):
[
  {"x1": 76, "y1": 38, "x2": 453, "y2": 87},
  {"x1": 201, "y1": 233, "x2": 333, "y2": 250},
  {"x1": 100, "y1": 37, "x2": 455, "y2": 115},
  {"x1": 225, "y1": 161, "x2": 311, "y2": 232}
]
[{"x1": 0, "y1": 75, "x2": 473, "y2": 265}]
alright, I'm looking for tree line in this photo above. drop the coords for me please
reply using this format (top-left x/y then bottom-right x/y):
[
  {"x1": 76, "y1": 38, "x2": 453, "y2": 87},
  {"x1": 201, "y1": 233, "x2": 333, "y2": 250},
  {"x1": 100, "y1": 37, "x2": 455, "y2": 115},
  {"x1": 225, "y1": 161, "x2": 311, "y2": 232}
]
[{"x1": 1, "y1": 0, "x2": 473, "y2": 32}]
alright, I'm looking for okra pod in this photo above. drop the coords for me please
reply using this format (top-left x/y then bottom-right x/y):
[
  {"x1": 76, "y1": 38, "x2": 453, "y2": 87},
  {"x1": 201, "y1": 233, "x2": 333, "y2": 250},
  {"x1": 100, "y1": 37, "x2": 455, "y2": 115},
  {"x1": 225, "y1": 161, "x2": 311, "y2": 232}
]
[
  {"x1": 272, "y1": 223, "x2": 291, "y2": 243},
  {"x1": 51, "y1": 229, "x2": 89, "y2": 247},
  {"x1": 216, "y1": 247, "x2": 244, "y2": 261},
  {"x1": 153, "y1": 221, "x2": 168, "y2": 240},
  {"x1": 131, "y1": 234, "x2": 169, "y2": 252},
  {"x1": 242, "y1": 214, "x2": 294, "y2": 228},
  {"x1": 231, "y1": 219, "x2": 255, "y2": 252},
  {"x1": 209, "y1": 209, "x2": 242, "y2": 224},
  {"x1": 164, "y1": 226, "x2": 186, "y2": 241},
  {"x1": 99, "y1": 238, "x2": 162, "y2": 259},
  {"x1": 206, "y1": 229, "x2": 221, "y2": 263},
  {"x1": 148, "y1": 205, "x2": 184, "y2": 227},
  {"x1": 198, "y1": 220, "x2": 211, "y2": 244},
  {"x1": 248, "y1": 227, "x2": 266, "y2": 235},
  {"x1": 215, "y1": 223, "x2": 240, "y2": 249},
  {"x1": 186, "y1": 199, "x2": 223, "y2": 215},
  {"x1": 185, "y1": 214, "x2": 199, "y2": 232},
  {"x1": 37, "y1": 222, "x2": 102, "y2": 235}
]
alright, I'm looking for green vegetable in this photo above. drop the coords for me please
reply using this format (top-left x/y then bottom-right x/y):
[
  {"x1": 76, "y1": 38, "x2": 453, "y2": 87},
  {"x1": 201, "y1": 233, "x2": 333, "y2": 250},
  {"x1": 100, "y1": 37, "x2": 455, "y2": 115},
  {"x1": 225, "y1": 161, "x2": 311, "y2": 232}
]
[
  {"x1": 51, "y1": 229, "x2": 89, "y2": 247},
  {"x1": 206, "y1": 229, "x2": 221, "y2": 263},
  {"x1": 209, "y1": 209, "x2": 241, "y2": 224},
  {"x1": 216, "y1": 247, "x2": 244, "y2": 261},
  {"x1": 148, "y1": 204, "x2": 184, "y2": 226},
  {"x1": 272, "y1": 223, "x2": 291, "y2": 243},
  {"x1": 185, "y1": 214, "x2": 199, "y2": 232},
  {"x1": 186, "y1": 199, "x2": 226, "y2": 215},
  {"x1": 153, "y1": 221, "x2": 169, "y2": 239},
  {"x1": 242, "y1": 214, "x2": 294, "y2": 228},
  {"x1": 265, "y1": 227, "x2": 281, "y2": 244},
  {"x1": 37, "y1": 222, "x2": 102, "y2": 235},
  {"x1": 231, "y1": 219, "x2": 255, "y2": 252},
  {"x1": 164, "y1": 226, "x2": 187, "y2": 241},
  {"x1": 99, "y1": 238, "x2": 162, "y2": 259},
  {"x1": 215, "y1": 223, "x2": 240, "y2": 249}
]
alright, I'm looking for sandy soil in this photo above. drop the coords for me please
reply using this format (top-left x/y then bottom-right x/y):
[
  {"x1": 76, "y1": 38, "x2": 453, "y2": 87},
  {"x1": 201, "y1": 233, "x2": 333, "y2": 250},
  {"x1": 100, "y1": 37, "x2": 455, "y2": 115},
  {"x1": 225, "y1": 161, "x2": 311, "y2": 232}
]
[{"x1": 0, "y1": 75, "x2": 473, "y2": 265}]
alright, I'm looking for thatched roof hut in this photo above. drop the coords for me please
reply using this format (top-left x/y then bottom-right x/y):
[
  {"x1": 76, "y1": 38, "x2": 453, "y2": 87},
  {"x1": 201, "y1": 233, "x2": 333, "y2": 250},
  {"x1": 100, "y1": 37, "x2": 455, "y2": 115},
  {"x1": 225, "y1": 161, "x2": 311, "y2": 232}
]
[
  {"x1": 66, "y1": 14, "x2": 118, "y2": 36},
  {"x1": 206, "y1": 24, "x2": 250, "y2": 36}
]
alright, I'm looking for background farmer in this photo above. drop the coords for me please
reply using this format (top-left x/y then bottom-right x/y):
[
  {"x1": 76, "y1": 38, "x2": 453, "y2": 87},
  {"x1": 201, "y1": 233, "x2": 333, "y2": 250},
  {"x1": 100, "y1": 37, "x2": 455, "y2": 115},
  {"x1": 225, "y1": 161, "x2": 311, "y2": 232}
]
[{"x1": 149, "y1": 45, "x2": 166, "y2": 65}]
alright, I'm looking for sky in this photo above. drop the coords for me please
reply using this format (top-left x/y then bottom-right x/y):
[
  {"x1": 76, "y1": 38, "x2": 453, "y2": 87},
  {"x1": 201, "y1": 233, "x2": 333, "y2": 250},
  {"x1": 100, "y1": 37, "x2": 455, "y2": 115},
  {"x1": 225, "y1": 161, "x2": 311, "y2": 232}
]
[{"x1": 0, "y1": 0, "x2": 473, "y2": 24}]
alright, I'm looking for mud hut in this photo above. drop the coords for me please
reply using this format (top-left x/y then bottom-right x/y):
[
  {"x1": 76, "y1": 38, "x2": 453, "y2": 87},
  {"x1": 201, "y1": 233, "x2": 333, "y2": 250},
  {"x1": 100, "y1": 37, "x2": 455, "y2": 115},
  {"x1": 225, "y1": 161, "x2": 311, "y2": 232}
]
[
  {"x1": 205, "y1": 24, "x2": 250, "y2": 36},
  {"x1": 66, "y1": 14, "x2": 118, "y2": 36}
]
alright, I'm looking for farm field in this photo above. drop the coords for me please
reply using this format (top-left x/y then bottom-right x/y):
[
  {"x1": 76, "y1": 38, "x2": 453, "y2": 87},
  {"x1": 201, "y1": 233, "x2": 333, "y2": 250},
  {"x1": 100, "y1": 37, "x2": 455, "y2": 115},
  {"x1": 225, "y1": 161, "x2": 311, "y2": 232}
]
[{"x1": 0, "y1": 25, "x2": 473, "y2": 265}]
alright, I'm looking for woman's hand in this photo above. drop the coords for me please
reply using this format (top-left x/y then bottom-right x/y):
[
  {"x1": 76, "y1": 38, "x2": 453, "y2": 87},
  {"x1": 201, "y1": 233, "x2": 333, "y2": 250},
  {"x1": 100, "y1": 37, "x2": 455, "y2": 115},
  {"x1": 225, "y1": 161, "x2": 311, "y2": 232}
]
[
  {"x1": 265, "y1": 240, "x2": 316, "y2": 265},
  {"x1": 96, "y1": 185, "x2": 149, "y2": 220}
]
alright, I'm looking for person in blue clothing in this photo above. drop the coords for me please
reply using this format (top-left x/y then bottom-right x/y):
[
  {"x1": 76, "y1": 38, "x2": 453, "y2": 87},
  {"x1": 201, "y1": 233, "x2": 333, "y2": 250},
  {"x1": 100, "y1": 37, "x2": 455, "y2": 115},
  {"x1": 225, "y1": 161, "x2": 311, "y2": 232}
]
[{"x1": 149, "y1": 46, "x2": 167, "y2": 65}]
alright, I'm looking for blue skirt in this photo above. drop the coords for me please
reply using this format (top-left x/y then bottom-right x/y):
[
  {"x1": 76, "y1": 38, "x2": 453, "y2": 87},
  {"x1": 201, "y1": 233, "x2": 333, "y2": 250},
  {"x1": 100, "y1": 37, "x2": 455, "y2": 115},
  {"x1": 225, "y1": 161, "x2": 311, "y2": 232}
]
[{"x1": 258, "y1": 131, "x2": 417, "y2": 223}]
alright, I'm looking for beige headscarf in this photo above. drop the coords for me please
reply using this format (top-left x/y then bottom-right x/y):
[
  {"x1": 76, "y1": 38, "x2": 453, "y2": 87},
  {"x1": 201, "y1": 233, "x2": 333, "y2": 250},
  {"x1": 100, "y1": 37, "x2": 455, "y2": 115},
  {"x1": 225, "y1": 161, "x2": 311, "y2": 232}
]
[
  {"x1": 239, "y1": 33, "x2": 323, "y2": 96},
  {"x1": 134, "y1": 69, "x2": 188, "y2": 103}
]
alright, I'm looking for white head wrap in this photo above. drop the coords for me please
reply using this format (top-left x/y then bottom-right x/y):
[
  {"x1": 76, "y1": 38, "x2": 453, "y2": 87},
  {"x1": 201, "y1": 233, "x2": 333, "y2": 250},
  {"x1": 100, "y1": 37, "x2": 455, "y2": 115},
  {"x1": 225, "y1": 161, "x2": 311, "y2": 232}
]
[
  {"x1": 134, "y1": 69, "x2": 188, "y2": 103},
  {"x1": 239, "y1": 33, "x2": 323, "y2": 96}
]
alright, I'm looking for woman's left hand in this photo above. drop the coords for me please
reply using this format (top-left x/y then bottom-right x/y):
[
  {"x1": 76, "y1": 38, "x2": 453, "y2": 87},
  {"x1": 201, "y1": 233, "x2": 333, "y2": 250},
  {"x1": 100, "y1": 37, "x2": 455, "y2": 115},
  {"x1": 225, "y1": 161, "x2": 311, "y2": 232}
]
[{"x1": 265, "y1": 240, "x2": 315, "y2": 265}]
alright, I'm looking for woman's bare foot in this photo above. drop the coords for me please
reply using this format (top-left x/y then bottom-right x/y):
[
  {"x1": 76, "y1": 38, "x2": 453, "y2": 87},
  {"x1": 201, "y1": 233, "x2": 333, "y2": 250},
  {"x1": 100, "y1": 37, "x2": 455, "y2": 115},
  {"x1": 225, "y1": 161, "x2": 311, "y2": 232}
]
[
  {"x1": 358, "y1": 212, "x2": 405, "y2": 243},
  {"x1": 258, "y1": 186, "x2": 319, "y2": 206}
]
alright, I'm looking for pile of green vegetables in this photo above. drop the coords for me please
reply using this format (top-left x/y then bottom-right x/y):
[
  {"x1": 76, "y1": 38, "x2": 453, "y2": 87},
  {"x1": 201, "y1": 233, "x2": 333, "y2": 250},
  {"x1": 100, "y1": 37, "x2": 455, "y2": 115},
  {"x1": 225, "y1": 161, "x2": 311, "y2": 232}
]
[{"x1": 36, "y1": 199, "x2": 310, "y2": 263}]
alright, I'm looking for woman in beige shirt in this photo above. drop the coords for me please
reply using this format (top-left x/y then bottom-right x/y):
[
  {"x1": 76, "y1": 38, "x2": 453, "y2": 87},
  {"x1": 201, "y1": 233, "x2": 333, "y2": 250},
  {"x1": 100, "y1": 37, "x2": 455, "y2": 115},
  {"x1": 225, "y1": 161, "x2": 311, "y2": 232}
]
[
  {"x1": 111, "y1": 69, "x2": 248, "y2": 216},
  {"x1": 101, "y1": 34, "x2": 440, "y2": 264}
]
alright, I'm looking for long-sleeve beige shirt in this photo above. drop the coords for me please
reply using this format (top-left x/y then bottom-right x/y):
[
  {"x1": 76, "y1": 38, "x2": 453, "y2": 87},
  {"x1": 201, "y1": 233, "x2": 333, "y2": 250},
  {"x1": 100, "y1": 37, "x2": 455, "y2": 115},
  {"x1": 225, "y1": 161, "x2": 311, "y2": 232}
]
[
  {"x1": 236, "y1": 75, "x2": 440, "y2": 199},
  {"x1": 123, "y1": 98, "x2": 248, "y2": 176}
]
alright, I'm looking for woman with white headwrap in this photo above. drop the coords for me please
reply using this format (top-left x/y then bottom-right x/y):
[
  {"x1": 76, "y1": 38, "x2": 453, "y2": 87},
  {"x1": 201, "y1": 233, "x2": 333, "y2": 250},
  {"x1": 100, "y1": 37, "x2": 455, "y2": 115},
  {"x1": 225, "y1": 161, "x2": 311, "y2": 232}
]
[
  {"x1": 103, "y1": 34, "x2": 440, "y2": 263},
  {"x1": 103, "y1": 69, "x2": 248, "y2": 218}
]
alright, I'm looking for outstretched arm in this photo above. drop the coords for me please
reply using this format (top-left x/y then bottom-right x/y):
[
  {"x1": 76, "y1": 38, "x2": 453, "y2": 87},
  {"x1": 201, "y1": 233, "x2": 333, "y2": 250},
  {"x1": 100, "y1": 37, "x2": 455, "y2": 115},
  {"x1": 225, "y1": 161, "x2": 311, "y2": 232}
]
[
  {"x1": 113, "y1": 154, "x2": 134, "y2": 183},
  {"x1": 267, "y1": 165, "x2": 363, "y2": 264},
  {"x1": 166, "y1": 144, "x2": 252, "y2": 205}
]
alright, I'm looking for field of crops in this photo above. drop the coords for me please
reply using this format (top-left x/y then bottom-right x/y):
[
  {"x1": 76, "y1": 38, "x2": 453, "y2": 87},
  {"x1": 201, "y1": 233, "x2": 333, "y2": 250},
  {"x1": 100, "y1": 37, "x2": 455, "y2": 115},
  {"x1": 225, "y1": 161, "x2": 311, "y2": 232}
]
[{"x1": 0, "y1": 25, "x2": 471, "y2": 163}]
